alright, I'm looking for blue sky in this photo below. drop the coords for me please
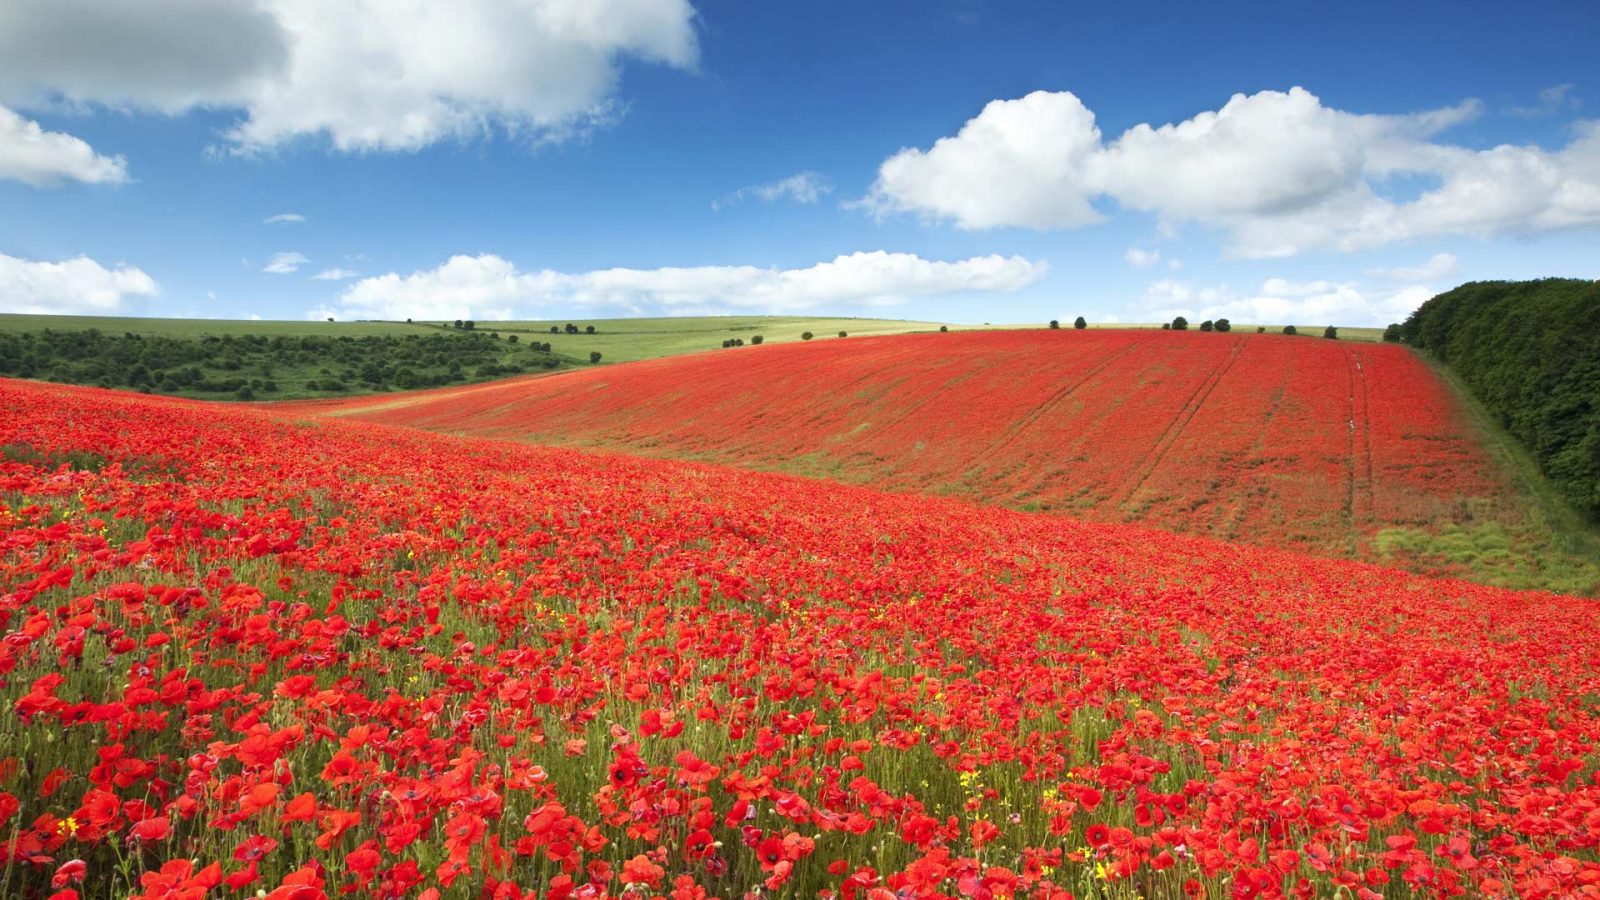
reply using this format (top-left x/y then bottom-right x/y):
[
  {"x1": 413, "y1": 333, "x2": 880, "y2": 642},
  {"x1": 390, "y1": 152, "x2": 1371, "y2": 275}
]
[{"x1": 1, "y1": 0, "x2": 1596, "y2": 325}]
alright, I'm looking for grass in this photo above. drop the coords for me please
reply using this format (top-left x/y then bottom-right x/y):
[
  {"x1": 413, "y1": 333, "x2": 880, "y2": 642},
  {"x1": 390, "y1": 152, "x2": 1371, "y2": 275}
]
[
  {"x1": 1397, "y1": 352, "x2": 1600, "y2": 594},
  {"x1": 408, "y1": 315, "x2": 951, "y2": 363}
]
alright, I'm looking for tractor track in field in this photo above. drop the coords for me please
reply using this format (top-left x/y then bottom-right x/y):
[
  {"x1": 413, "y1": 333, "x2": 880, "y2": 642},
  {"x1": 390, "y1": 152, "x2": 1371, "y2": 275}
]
[
  {"x1": 1117, "y1": 336, "x2": 1246, "y2": 512},
  {"x1": 962, "y1": 334, "x2": 1151, "y2": 473}
]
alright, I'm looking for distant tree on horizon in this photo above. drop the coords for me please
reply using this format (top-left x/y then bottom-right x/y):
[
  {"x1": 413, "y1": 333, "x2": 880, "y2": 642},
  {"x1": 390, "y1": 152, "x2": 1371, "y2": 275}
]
[
  {"x1": 1324, "y1": 325, "x2": 1339, "y2": 340},
  {"x1": 1172, "y1": 316, "x2": 1188, "y2": 331},
  {"x1": 1074, "y1": 316, "x2": 1087, "y2": 329}
]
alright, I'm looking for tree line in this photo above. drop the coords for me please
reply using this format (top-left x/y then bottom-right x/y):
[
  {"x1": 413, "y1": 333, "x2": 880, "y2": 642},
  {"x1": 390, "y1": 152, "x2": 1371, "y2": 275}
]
[
  {"x1": 0, "y1": 329, "x2": 563, "y2": 400},
  {"x1": 1397, "y1": 278, "x2": 1600, "y2": 520}
]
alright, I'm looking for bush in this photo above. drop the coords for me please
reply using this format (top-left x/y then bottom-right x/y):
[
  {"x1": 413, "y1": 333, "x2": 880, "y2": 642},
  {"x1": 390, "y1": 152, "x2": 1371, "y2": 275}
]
[
  {"x1": 1074, "y1": 317, "x2": 1087, "y2": 329},
  {"x1": 1172, "y1": 316, "x2": 1188, "y2": 330},
  {"x1": 550, "y1": 326, "x2": 559, "y2": 334},
  {"x1": 1383, "y1": 323, "x2": 1401, "y2": 342},
  {"x1": 1215, "y1": 318, "x2": 1231, "y2": 333},
  {"x1": 586, "y1": 325, "x2": 595, "y2": 334},
  {"x1": 751, "y1": 335, "x2": 763, "y2": 345},
  {"x1": 1162, "y1": 323, "x2": 1171, "y2": 330},
  {"x1": 801, "y1": 332, "x2": 814, "y2": 341},
  {"x1": 507, "y1": 335, "x2": 518, "y2": 344},
  {"x1": 1323, "y1": 326, "x2": 1338, "y2": 340},
  {"x1": 1049, "y1": 320, "x2": 1060, "y2": 329},
  {"x1": 838, "y1": 331, "x2": 847, "y2": 338},
  {"x1": 1256, "y1": 326, "x2": 1265, "y2": 334},
  {"x1": 565, "y1": 324, "x2": 579, "y2": 334},
  {"x1": 589, "y1": 351, "x2": 602, "y2": 364},
  {"x1": 1199, "y1": 320, "x2": 1214, "y2": 332},
  {"x1": 1282, "y1": 325, "x2": 1298, "y2": 336},
  {"x1": 939, "y1": 325, "x2": 949, "y2": 332}
]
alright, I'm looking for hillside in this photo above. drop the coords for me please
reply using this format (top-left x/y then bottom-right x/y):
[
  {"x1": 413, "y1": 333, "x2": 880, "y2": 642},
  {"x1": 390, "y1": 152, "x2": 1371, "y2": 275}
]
[
  {"x1": 289, "y1": 328, "x2": 1595, "y2": 592},
  {"x1": 1399, "y1": 279, "x2": 1600, "y2": 520},
  {"x1": 0, "y1": 314, "x2": 945, "y2": 400},
  {"x1": 3, "y1": 378, "x2": 1598, "y2": 898}
]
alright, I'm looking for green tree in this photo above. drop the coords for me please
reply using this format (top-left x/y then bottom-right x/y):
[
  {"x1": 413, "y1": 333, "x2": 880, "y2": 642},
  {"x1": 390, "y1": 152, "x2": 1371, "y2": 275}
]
[
  {"x1": 1172, "y1": 316, "x2": 1188, "y2": 330},
  {"x1": 1073, "y1": 316, "x2": 1087, "y2": 329}
]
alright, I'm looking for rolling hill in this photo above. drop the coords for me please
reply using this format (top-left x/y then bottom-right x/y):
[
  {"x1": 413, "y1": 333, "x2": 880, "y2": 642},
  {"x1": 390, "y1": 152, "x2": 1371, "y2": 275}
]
[{"x1": 287, "y1": 328, "x2": 1595, "y2": 592}]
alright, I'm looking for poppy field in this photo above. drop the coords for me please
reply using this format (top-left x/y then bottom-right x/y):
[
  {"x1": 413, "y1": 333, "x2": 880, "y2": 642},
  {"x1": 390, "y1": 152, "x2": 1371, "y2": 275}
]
[
  {"x1": 290, "y1": 330, "x2": 1565, "y2": 588},
  {"x1": 3, "y1": 378, "x2": 1599, "y2": 899}
]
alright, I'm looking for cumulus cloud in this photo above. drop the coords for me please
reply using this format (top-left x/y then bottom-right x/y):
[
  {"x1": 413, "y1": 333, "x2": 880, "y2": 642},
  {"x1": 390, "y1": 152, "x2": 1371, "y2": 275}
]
[
  {"x1": 712, "y1": 171, "x2": 833, "y2": 210},
  {"x1": 0, "y1": 104, "x2": 127, "y2": 186},
  {"x1": 0, "y1": 0, "x2": 698, "y2": 153},
  {"x1": 863, "y1": 87, "x2": 1600, "y2": 256},
  {"x1": 262, "y1": 251, "x2": 308, "y2": 274},
  {"x1": 1366, "y1": 252, "x2": 1459, "y2": 281},
  {"x1": 1133, "y1": 276, "x2": 1434, "y2": 327},
  {"x1": 0, "y1": 252, "x2": 158, "y2": 315},
  {"x1": 264, "y1": 212, "x2": 305, "y2": 224},
  {"x1": 311, "y1": 267, "x2": 359, "y2": 281},
  {"x1": 316, "y1": 251, "x2": 1048, "y2": 321},
  {"x1": 1124, "y1": 247, "x2": 1161, "y2": 269}
]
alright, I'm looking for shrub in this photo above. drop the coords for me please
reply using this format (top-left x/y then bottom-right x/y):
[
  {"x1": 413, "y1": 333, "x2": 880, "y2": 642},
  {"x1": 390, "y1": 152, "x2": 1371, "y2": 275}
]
[
  {"x1": 801, "y1": 332, "x2": 814, "y2": 341},
  {"x1": 1049, "y1": 320, "x2": 1060, "y2": 329},
  {"x1": 751, "y1": 335, "x2": 763, "y2": 345},
  {"x1": 1162, "y1": 323, "x2": 1171, "y2": 330},
  {"x1": 1199, "y1": 320, "x2": 1214, "y2": 332},
  {"x1": 1215, "y1": 318, "x2": 1231, "y2": 333},
  {"x1": 565, "y1": 324, "x2": 579, "y2": 334},
  {"x1": 838, "y1": 331, "x2": 847, "y2": 338},
  {"x1": 1074, "y1": 317, "x2": 1087, "y2": 329},
  {"x1": 1324, "y1": 326, "x2": 1338, "y2": 340},
  {"x1": 507, "y1": 335, "x2": 518, "y2": 343},
  {"x1": 589, "y1": 351, "x2": 602, "y2": 364},
  {"x1": 1383, "y1": 323, "x2": 1401, "y2": 342},
  {"x1": 1256, "y1": 326, "x2": 1265, "y2": 334},
  {"x1": 586, "y1": 325, "x2": 595, "y2": 334},
  {"x1": 1172, "y1": 316, "x2": 1188, "y2": 330},
  {"x1": 939, "y1": 325, "x2": 949, "y2": 332},
  {"x1": 1283, "y1": 325, "x2": 1298, "y2": 336},
  {"x1": 550, "y1": 326, "x2": 559, "y2": 334}
]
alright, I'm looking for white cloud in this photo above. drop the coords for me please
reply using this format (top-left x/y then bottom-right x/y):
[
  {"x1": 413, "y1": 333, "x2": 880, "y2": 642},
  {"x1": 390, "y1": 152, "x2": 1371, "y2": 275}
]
[
  {"x1": 320, "y1": 251, "x2": 1048, "y2": 321},
  {"x1": 0, "y1": 252, "x2": 158, "y2": 315},
  {"x1": 0, "y1": 104, "x2": 127, "y2": 186},
  {"x1": 1132, "y1": 276, "x2": 1433, "y2": 327},
  {"x1": 863, "y1": 86, "x2": 1600, "y2": 256},
  {"x1": 264, "y1": 212, "x2": 305, "y2": 224},
  {"x1": 1366, "y1": 252, "x2": 1459, "y2": 281},
  {"x1": 311, "y1": 267, "x2": 359, "y2": 281},
  {"x1": 712, "y1": 171, "x2": 833, "y2": 210},
  {"x1": 0, "y1": 0, "x2": 698, "y2": 153},
  {"x1": 1510, "y1": 83, "x2": 1580, "y2": 118},
  {"x1": 1124, "y1": 247, "x2": 1161, "y2": 268},
  {"x1": 262, "y1": 251, "x2": 308, "y2": 274}
]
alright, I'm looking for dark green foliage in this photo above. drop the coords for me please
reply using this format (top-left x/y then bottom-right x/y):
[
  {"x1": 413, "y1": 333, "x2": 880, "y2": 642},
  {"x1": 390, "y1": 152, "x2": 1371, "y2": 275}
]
[
  {"x1": 1161, "y1": 323, "x2": 1171, "y2": 330},
  {"x1": 589, "y1": 351, "x2": 603, "y2": 364},
  {"x1": 1401, "y1": 279, "x2": 1600, "y2": 519},
  {"x1": 1282, "y1": 325, "x2": 1297, "y2": 336},
  {"x1": 586, "y1": 325, "x2": 596, "y2": 334},
  {"x1": 939, "y1": 325, "x2": 949, "y2": 332},
  {"x1": 801, "y1": 332, "x2": 814, "y2": 340},
  {"x1": 1323, "y1": 326, "x2": 1338, "y2": 340},
  {"x1": 507, "y1": 335, "x2": 518, "y2": 343},
  {"x1": 1256, "y1": 326, "x2": 1265, "y2": 334},
  {"x1": 1171, "y1": 316, "x2": 1188, "y2": 330},
  {"x1": 1074, "y1": 317, "x2": 1087, "y2": 330},
  {"x1": 1199, "y1": 320, "x2": 1214, "y2": 332},
  {"x1": 1049, "y1": 320, "x2": 1060, "y2": 329},
  {"x1": 1383, "y1": 323, "x2": 1401, "y2": 342},
  {"x1": 838, "y1": 331, "x2": 847, "y2": 338},
  {"x1": 0, "y1": 329, "x2": 562, "y2": 399},
  {"x1": 1214, "y1": 318, "x2": 1231, "y2": 333},
  {"x1": 751, "y1": 335, "x2": 763, "y2": 345}
]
